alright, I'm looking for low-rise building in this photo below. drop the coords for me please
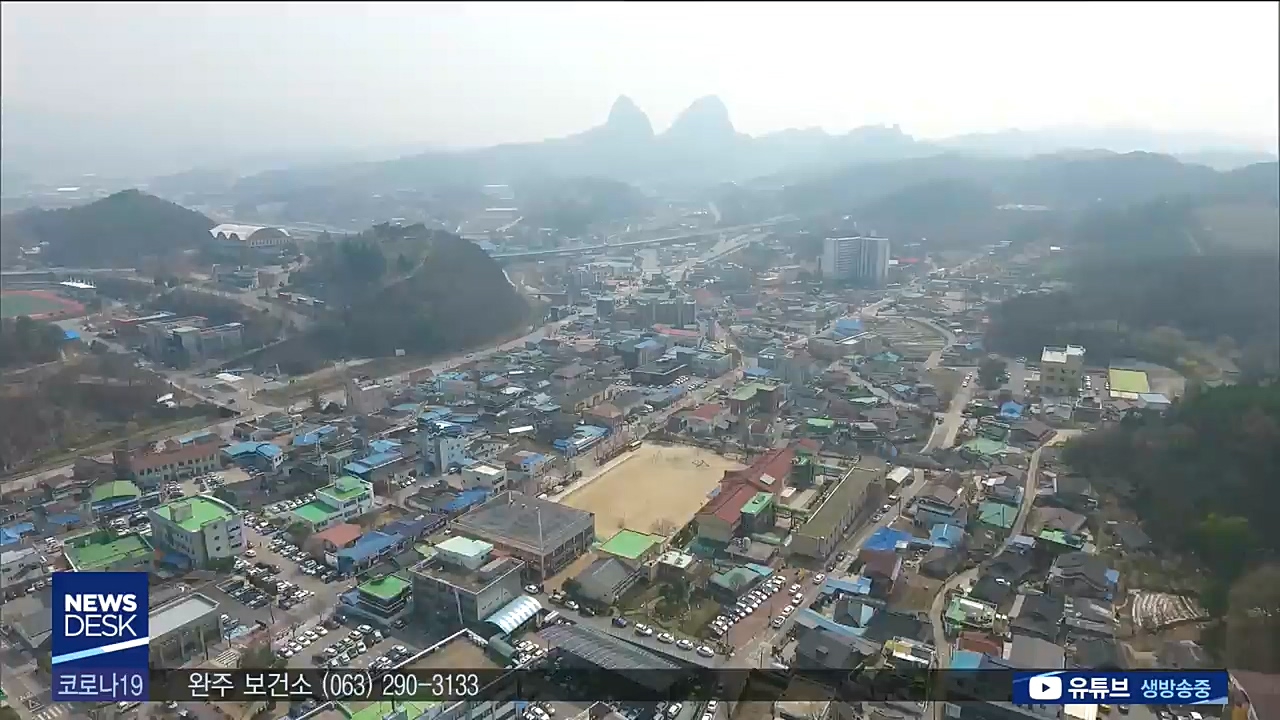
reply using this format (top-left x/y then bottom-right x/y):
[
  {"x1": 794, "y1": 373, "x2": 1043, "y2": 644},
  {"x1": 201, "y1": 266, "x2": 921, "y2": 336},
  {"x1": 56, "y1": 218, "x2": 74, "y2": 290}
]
[
  {"x1": 114, "y1": 432, "x2": 222, "y2": 484},
  {"x1": 292, "y1": 476, "x2": 375, "y2": 531},
  {"x1": 63, "y1": 530, "x2": 154, "y2": 572},
  {"x1": 449, "y1": 492, "x2": 595, "y2": 581},
  {"x1": 1035, "y1": 344, "x2": 1086, "y2": 397},
  {"x1": 339, "y1": 573, "x2": 415, "y2": 627},
  {"x1": 0, "y1": 547, "x2": 46, "y2": 589},
  {"x1": 408, "y1": 537, "x2": 525, "y2": 634},
  {"x1": 461, "y1": 462, "x2": 508, "y2": 493},
  {"x1": 148, "y1": 494, "x2": 245, "y2": 568}
]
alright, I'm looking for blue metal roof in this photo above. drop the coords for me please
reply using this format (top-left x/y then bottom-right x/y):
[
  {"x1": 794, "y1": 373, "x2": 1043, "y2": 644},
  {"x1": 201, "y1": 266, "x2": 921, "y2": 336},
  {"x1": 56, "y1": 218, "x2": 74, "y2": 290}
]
[
  {"x1": 864, "y1": 527, "x2": 912, "y2": 552},
  {"x1": 369, "y1": 440, "x2": 401, "y2": 454},
  {"x1": 434, "y1": 489, "x2": 489, "y2": 513},
  {"x1": 820, "y1": 575, "x2": 872, "y2": 597},
  {"x1": 337, "y1": 531, "x2": 401, "y2": 562},
  {"x1": 484, "y1": 595, "x2": 543, "y2": 635},
  {"x1": 930, "y1": 523, "x2": 965, "y2": 548},
  {"x1": 951, "y1": 650, "x2": 984, "y2": 670}
]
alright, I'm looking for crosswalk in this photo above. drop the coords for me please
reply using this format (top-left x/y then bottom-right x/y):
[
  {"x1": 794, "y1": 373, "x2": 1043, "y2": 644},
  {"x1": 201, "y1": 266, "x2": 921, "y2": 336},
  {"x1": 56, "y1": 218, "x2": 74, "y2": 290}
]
[
  {"x1": 213, "y1": 648, "x2": 242, "y2": 668},
  {"x1": 31, "y1": 704, "x2": 69, "y2": 720}
]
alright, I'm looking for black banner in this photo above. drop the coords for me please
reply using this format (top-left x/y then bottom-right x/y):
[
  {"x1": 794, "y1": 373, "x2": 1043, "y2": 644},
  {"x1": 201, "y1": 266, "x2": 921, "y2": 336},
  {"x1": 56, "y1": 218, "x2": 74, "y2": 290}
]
[{"x1": 152, "y1": 667, "x2": 1019, "y2": 703}]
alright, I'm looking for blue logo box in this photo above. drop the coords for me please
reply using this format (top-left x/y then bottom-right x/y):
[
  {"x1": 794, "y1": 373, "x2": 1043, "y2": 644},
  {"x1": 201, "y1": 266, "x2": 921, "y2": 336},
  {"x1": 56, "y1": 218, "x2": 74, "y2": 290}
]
[
  {"x1": 1013, "y1": 670, "x2": 1228, "y2": 705},
  {"x1": 52, "y1": 571, "x2": 150, "y2": 702}
]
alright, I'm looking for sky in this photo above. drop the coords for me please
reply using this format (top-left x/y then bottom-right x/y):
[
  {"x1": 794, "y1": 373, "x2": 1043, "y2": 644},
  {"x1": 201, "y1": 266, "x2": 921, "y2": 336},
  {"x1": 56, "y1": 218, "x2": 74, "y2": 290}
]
[{"x1": 2, "y1": 0, "x2": 1278, "y2": 162}]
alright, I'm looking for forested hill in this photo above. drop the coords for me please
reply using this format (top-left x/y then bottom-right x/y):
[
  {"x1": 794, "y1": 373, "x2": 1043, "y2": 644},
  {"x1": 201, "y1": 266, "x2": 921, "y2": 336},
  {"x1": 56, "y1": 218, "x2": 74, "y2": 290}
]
[
  {"x1": 258, "y1": 229, "x2": 532, "y2": 374},
  {"x1": 1062, "y1": 382, "x2": 1280, "y2": 670},
  {"x1": 1, "y1": 189, "x2": 215, "y2": 267}
]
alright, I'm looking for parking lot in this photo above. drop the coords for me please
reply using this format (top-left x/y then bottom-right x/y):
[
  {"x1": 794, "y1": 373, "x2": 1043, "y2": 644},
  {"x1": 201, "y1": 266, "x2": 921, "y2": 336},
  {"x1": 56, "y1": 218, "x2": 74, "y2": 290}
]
[{"x1": 271, "y1": 616, "x2": 418, "y2": 670}]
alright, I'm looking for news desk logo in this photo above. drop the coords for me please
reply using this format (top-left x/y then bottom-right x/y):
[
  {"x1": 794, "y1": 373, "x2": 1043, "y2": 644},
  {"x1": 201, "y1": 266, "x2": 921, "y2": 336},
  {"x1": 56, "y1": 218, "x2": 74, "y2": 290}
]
[{"x1": 52, "y1": 572, "x2": 150, "y2": 703}]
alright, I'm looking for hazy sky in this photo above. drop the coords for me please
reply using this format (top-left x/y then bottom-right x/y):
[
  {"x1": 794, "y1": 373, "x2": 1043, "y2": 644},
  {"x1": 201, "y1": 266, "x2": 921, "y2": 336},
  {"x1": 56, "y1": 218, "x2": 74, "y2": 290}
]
[{"x1": 3, "y1": 0, "x2": 1278, "y2": 152}]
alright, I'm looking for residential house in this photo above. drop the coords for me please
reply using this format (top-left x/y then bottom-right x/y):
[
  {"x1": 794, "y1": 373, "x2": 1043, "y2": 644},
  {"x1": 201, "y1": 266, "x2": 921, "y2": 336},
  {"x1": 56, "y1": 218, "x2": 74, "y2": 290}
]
[
  {"x1": 1031, "y1": 507, "x2": 1087, "y2": 535},
  {"x1": 1048, "y1": 552, "x2": 1116, "y2": 600},
  {"x1": 1009, "y1": 593, "x2": 1065, "y2": 642},
  {"x1": 686, "y1": 404, "x2": 728, "y2": 436},
  {"x1": 913, "y1": 486, "x2": 966, "y2": 529},
  {"x1": 1045, "y1": 474, "x2": 1098, "y2": 512},
  {"x1": 1062, "y1": 596, "x2": 1116, "y2": 639},
  {"x1": 860, "y1": 550, "x2": 903, "y2": 597},
  {"x1": 1070, "y1": 637, "x2": 1123, "y2": 669},
  {"x1": 1010, "y1": 419, "x2": 1054, "y2": 445},
  {"x1": 570, "y1": 557, "x2": 644, "y2": 606},
  {"x1": 977, "y1": 502, "x2": 1019, "y2": 535},
  {"x1": 984, "y1": 550, "x2": 1034, "y2": 585}
]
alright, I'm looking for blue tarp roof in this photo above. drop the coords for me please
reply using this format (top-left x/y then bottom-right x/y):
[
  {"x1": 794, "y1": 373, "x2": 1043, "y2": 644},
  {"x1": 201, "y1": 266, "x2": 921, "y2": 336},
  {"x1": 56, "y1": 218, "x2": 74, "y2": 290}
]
[
  {"x1": 1000, "y1": 401, "x2": 1024, "y2": 419},
  {"x1": 337, "y1": 531, "x2": 401, "y2": 563},
  {"x1": 63, "y1": 329, "x2": 81, "y2": 341},
  {"x1": 864, "y1": 527, "x2": 912, "y2": 553}
]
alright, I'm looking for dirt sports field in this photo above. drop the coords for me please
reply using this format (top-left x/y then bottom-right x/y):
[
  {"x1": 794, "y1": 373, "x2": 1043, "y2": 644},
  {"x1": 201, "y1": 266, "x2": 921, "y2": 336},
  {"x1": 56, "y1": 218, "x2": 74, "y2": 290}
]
[
  {"x1": 561, "y1": 442, "x2": 743, "y2": 536},
  {"x1": 0, "y1": 290, "x2": 85, "y2": 320}
]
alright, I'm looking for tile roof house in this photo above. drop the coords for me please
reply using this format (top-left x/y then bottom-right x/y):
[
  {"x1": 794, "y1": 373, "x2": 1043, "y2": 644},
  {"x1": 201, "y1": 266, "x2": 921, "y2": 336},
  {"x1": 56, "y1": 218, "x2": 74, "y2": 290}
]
[
  {"x1": 1032, "y1": 507, "x2": 1088, "y2": 535},
  {"x1": 1048, "y1": 551, "x2": 1117, "y2": 600},
  {"x1": 1010, "y1": 593, "x2": 1065, "y2": 642}
]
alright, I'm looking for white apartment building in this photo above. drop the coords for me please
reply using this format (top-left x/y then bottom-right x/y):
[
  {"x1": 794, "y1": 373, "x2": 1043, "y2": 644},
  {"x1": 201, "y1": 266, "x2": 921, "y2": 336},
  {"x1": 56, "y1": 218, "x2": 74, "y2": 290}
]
[
  {"x1": 461, "y1": 462, "x2": 507, "y2": 493},
  {"x1": 1037, "y1": 345, "x2": 1086, "y2": 396},
  {"x1": 148, "y1": 495, "x2": 245, "y2": 568},
  {"x1": 822, "y1": 235, "x2": 890, "y2": 287}
]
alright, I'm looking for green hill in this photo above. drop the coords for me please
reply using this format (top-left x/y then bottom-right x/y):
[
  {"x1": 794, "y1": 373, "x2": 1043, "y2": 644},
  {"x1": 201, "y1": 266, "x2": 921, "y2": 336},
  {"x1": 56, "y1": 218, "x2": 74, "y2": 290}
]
[{"x1": 1, "y1": 189, "x2": 215, "y2": 267}]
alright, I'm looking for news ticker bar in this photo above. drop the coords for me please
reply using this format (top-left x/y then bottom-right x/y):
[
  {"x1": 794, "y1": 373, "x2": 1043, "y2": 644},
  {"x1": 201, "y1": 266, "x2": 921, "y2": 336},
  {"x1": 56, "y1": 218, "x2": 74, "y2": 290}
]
[{"x1": 54, "y1": 668, "x2": 1232, "y2": 705}]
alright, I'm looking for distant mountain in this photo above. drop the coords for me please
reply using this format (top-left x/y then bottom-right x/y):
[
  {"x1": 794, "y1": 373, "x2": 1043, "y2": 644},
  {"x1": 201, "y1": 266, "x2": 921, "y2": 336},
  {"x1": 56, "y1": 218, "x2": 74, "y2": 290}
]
[
  {"x1": 939, "y1": 126, "x2": 1278, "y2": 169},
  {"x1": 780, "y1": 151, "x2": 1279, "y2": 249},
  {"x1": 0, "y1": 189, "x2": 215, "y2": 267},
  {"x1": 221, "y1": 95, "x2": 935, "y2": 209}
]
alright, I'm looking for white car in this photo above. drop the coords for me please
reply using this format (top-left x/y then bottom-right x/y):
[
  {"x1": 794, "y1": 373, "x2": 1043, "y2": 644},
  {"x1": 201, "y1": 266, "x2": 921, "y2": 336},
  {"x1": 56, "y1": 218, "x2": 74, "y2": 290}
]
[
  {"x1": 813, "y1": 573, "x2": 826, "y2": 585},
  {"x1": 657, "y1": 632, "x2": 675, "y2": 644},
  {"x1": 771, "y1": 617, "x2": 785, "y2": 628},
  {"x1": 782, "y1": 605, "x2": 795, "y2": 615},
  {"x1": 635, "y1": 624, "x2": 654, "y2": 637},
  {"x1": 697, "y1": 646, "x2": 715, "y2": 658}
]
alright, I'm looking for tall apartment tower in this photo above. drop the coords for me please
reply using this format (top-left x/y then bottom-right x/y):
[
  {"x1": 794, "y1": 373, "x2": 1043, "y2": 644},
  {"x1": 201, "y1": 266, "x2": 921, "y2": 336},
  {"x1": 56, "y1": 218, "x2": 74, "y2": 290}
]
[{"x1": 822, "y1": 235, "x2": 890, "y2": 286}]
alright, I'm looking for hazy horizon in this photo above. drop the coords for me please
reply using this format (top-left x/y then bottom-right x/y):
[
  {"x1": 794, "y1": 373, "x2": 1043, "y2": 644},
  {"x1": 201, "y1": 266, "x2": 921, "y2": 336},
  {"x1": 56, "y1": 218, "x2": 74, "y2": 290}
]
[{"x1": 2, "y1": 0, "x2": 1278, "y2": 178}]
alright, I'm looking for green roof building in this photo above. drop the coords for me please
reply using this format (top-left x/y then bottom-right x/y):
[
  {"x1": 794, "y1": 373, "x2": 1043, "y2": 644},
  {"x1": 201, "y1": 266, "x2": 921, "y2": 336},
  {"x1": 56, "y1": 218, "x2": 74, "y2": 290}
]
[
  {"x1": 147, "y1": 495, "x2": 244, "y2": 568},
  {"x1": 295, "y1": 476, "x2": 375, "y2": 531},
  {"x1": 598, "y1": 529, "x2": 663, "y2": 562},
  {"x1": 353, "y1": 573, "x2": 414, "y2": 620},
  {"x1": 64, "y1": 530, "x2": 154, "y2": 572}
]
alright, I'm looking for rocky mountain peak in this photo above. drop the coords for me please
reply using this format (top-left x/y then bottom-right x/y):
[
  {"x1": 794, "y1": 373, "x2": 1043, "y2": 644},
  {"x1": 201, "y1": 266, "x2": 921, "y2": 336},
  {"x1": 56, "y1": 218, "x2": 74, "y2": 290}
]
[
  {"x1": 664, "y1": 95, "x2": 736, "y2": 141},
  {"x1": 604, "y1": 95, "x2": 654, "y2": 138}
]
